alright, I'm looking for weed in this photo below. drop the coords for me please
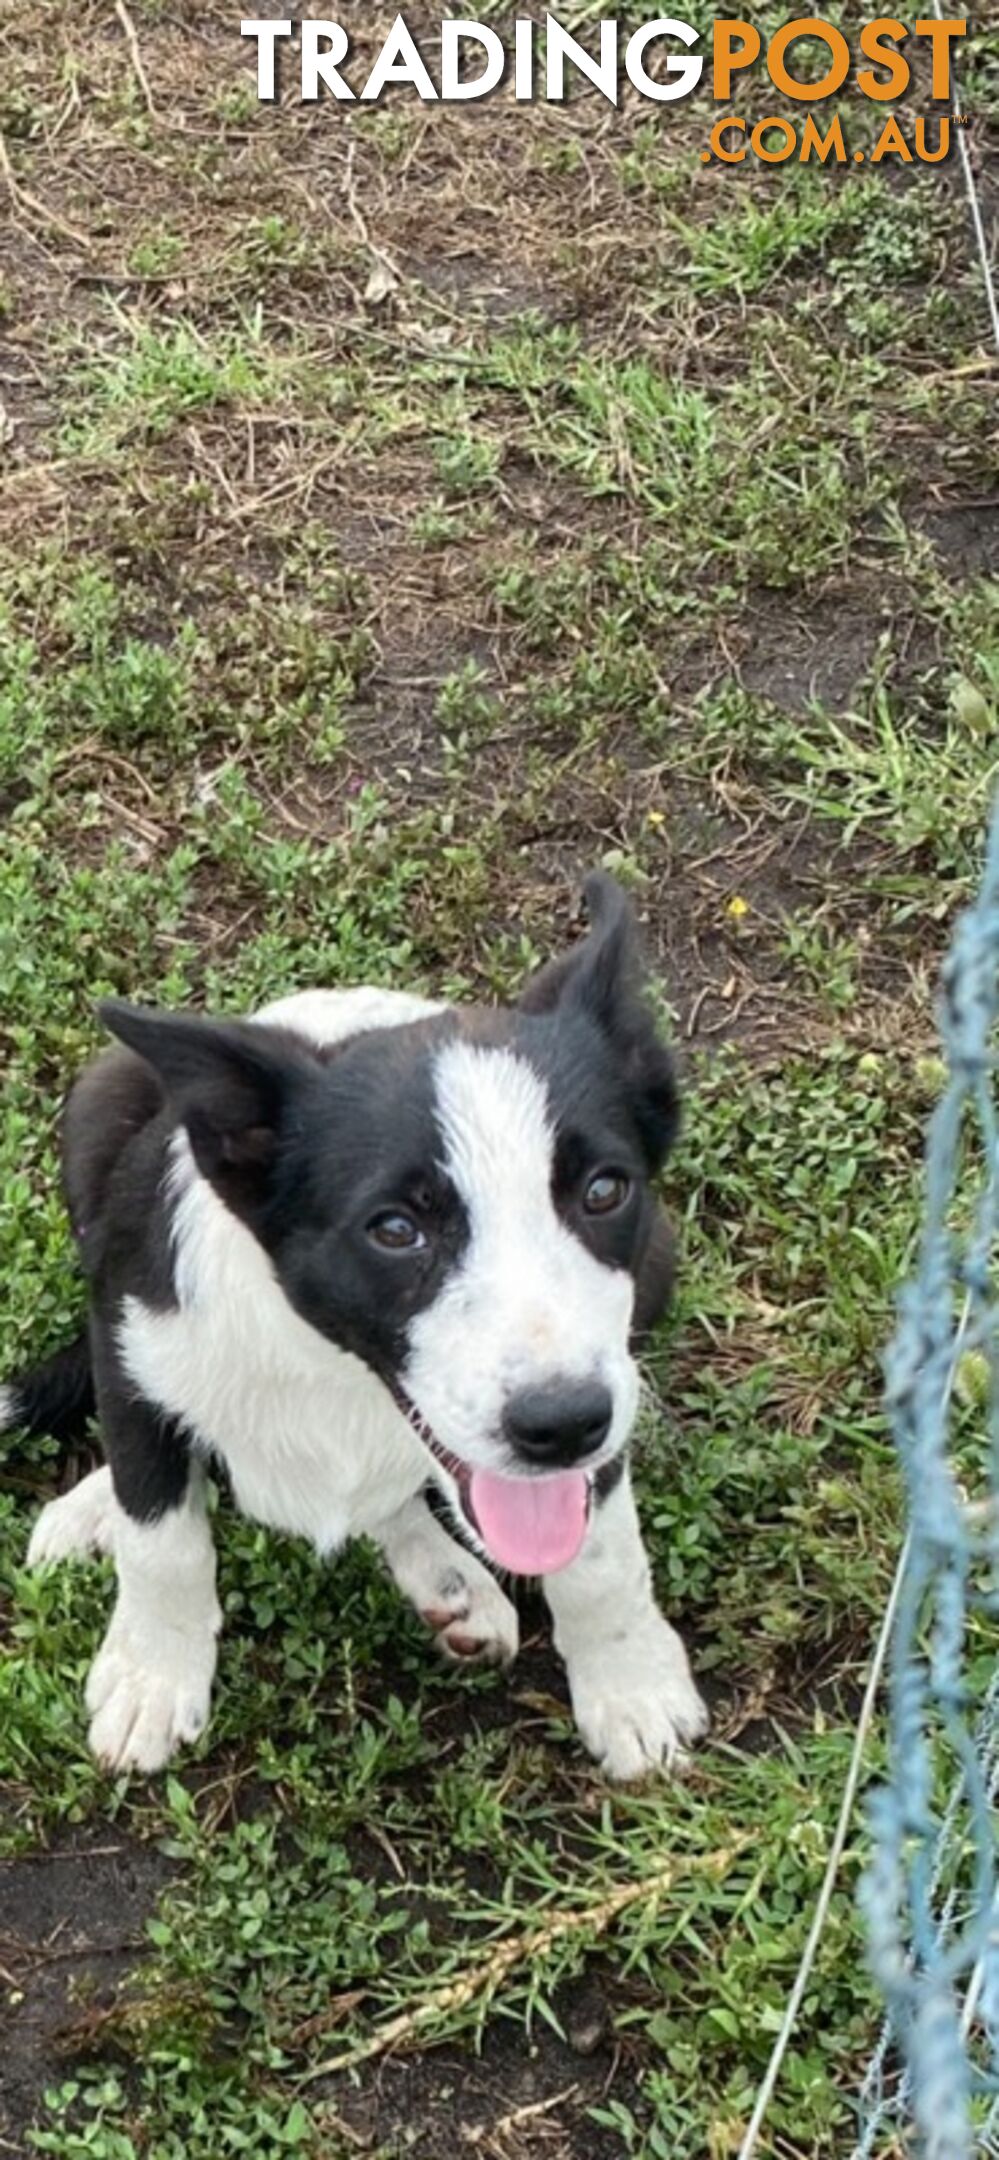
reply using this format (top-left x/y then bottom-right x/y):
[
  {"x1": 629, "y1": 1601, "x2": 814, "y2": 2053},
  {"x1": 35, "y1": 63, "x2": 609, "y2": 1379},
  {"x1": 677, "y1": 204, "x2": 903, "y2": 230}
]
[
  {"x1": 127, "y1": 230, "x2": 185, "y2": 279},
  {"x1": 59, "y1": 314, "x2": 289, "y2": 453}
]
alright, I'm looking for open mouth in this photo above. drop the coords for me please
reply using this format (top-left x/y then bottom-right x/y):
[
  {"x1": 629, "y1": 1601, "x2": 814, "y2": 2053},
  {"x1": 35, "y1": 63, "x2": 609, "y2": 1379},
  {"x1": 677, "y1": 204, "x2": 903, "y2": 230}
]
[{"x1": 384, "y1": 1376, "x2": 593, "y2": 1576}]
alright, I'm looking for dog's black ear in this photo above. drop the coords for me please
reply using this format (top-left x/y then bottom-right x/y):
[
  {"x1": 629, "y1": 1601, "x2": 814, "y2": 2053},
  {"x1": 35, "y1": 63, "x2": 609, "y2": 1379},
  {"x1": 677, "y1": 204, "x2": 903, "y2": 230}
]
[
  {"x1": 97, "y1": 1001, "x2": 312, "y2": 1212},
  {"x1": 583, "y1": 870, "x2": 643, "y2": 1001},
  {"x1": 520, "y1": 874, "x2": 680, "y2": 1169},
  {"x1": 519, "y1": 874, "x2": 638, "y2": 1024}
]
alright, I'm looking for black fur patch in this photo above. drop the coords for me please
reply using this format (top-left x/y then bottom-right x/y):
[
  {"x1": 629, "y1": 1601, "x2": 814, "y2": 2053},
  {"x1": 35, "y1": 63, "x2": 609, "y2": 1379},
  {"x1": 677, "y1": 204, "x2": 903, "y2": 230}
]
[
  {"x1": 0, "y1": 1335, "x2": 94, "y2": 1447},
  {"x1": 593, "y1": 1454, "x2": 626, "y2": 1505},
  {"x1": 90, "y1": 1320, "x2": 191, "y2": 1522},
  {"x1": 264, "y1": 1017, "x2": 473, "y2": 1375}
]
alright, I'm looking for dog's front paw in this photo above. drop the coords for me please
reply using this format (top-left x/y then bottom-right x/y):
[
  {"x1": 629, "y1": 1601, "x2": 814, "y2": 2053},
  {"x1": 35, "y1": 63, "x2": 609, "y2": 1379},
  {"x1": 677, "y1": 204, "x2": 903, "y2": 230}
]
[
  {"x1": 28, "y1": 1466, "x2": 116, "y2": 1567},
  {"x1": 423, "y1": 1565, "x2": 520, "y2": 1668},
  {"x1": 85, "y1": 1621, "x2": 217, "y2": 1774},
  {"x1": 567, "y1": 1616, "x2": 708, "y2": 1782}
]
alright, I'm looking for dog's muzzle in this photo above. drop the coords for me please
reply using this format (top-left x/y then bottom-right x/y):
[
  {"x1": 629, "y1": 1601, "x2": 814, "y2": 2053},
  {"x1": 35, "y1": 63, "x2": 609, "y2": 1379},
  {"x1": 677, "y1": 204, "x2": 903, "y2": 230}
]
[{"x1": 382, "y1": 1373, "x2": 595, "y2": 1576}]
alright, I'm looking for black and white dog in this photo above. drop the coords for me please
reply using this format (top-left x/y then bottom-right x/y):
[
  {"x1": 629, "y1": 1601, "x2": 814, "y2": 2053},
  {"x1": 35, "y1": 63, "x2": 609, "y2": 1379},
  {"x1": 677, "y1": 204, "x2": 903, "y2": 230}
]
[{"x1": 3, "y1": 875, "x2": 707, "y2": 1780}]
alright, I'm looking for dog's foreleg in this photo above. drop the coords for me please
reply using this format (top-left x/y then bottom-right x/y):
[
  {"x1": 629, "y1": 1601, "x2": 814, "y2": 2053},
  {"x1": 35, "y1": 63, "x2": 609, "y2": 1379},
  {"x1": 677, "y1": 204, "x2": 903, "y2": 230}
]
[
  {"x1": 375, "y1": 1490, "x2": 519, "y2": 1666},
  {"x1": 544, "y1": 1466, "x2": 708, "y2": 1780},
  {"x1": 83, "y1": 1350, "x2": 221, "y2": 1773},
  {"x1": 86, "y1": 1469, "x2": 221, "y2": 1774}
]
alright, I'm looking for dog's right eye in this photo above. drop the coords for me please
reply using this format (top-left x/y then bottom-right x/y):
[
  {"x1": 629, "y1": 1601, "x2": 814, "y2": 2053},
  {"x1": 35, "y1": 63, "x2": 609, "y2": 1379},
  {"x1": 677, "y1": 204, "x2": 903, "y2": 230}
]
[{"x1": 367, "y1": 1211, "x2": 426, "y2": 1253}]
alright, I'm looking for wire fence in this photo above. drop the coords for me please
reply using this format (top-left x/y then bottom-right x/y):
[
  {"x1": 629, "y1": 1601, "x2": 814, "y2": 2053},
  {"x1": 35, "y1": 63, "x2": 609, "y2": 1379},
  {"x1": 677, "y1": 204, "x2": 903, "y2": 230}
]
[{"x1": 855, "y1": 811, "x2": 999, "y2": 2158}]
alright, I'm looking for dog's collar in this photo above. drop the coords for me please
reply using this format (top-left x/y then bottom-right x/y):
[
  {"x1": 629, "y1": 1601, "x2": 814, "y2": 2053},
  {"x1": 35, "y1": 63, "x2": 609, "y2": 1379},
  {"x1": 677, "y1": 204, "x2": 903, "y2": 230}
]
[{"x1": 383, "y1": 1373, "x2": 469, "y2": 1488}]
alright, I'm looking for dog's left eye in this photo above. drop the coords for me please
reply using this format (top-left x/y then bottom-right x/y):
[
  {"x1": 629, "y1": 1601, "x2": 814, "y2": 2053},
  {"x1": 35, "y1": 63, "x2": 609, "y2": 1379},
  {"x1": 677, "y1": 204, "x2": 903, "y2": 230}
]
[
  {"x1": 367, "y1": 1211, "x2": 426, "y2": 1253},
  {"x1": 583, "y1": 1170, "x2": 632, "y2": 1216}
]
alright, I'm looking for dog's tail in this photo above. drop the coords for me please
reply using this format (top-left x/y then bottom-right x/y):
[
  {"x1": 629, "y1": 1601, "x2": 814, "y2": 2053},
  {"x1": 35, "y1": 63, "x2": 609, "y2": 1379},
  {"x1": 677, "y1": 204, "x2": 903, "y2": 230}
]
[{"x1": 0, "y1": 1334, "x2": 95, "y2": 1451}]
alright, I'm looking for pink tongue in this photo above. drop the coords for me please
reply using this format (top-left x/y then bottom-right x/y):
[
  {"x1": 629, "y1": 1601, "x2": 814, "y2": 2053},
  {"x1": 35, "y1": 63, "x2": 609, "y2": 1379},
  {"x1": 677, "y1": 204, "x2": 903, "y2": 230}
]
[{"x1": 468, "y1": 1468, "x2": 590, "y2": 1575}]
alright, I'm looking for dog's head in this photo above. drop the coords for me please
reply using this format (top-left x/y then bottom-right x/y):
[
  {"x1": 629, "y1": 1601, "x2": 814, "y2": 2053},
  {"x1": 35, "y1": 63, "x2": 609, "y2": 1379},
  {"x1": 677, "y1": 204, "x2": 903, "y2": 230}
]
[{"x1": 101, "y1": 875, "x2": 679, "y2": 1575}]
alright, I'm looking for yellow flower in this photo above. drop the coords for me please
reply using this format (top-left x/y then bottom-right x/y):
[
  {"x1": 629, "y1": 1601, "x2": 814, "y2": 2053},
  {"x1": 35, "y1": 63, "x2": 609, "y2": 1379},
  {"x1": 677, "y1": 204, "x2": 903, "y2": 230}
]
[{"x1": 726, "y1": 894, "x2": 749, "y2": 921}]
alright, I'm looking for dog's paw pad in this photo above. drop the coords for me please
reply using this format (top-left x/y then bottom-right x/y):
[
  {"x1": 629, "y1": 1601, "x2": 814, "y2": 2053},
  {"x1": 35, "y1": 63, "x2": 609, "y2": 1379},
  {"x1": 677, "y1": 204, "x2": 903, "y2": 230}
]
[
  {"x1": 430, "y1": 1577, "x2": 519, "y2": 1669},
  {"x1": 568, "y1": 1621, "x2": 708, "y2": 1783},
  {"x1": 421, "y1": 1597, "x2": 470, "y2": 1632},
  {"x1": 439, "y1": 1625, "x2": 494, "y2": 1661}
]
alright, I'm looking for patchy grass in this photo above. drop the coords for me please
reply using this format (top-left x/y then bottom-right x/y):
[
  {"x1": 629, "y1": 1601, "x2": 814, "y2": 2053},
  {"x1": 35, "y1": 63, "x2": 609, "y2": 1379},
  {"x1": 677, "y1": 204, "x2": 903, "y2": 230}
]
[{"x1": 1, "y1": 5, "x2": 997, "y2": 2157}]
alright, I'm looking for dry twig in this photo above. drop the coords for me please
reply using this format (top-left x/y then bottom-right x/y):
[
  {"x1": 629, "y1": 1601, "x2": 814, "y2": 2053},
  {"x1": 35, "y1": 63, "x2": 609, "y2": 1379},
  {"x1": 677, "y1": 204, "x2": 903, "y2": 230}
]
[
  {"x1": 299, "y1": 1844, "x2": 743, "y2": 2083},
  {"x1": 0, "y1": 130, "x2": 89, "y2": 250},
  {"x1": 463, "y1": 2086, "x2": 579, "y2": 2147},
  {"x1": 114, "y1": 0, "x2": 158, "y2": 118}
]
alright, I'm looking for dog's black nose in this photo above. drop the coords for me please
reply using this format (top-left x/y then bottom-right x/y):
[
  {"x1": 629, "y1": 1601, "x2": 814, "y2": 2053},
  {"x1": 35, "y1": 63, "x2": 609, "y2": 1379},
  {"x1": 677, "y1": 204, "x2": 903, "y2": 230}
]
[{"x1": 503, "y1": 1381, "x2": 613, "y2": 1468}]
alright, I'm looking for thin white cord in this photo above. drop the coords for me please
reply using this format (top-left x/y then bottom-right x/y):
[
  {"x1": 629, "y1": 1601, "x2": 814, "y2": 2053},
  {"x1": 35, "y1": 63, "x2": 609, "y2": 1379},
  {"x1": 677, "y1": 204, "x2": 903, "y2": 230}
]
[
  {"x1": 737, "y1": 1291, "x2": 973, "y2": 2160},
  {"x1": 937, "y1": 0, "x2": 999, "y2": 355},
  {"x1": 735, "y1": 1534, "x2": 911, "y2": 2160},
  {"x1": 961, "y1": 1906, "x2": 999, "y2": 2042}
]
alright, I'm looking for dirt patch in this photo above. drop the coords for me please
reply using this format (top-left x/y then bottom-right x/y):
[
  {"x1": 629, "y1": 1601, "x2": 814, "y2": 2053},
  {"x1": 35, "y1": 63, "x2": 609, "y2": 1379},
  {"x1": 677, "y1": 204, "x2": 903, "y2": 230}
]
[
  {"x1": 332, "y1": 2008, "x2": 643, "y2": 2159},
  {"x1": 734, "y1": 587, "x2": 880, "y2": 715},
  {"x1": 920, "y1": 500, "x2": 999, "y2": 580},
  {"x1": 0, "y1": 1831, "x2": 173, "y2": 2151},
  {"x1": 401, "y1": 250, "x2": 566, "y2": 325}
]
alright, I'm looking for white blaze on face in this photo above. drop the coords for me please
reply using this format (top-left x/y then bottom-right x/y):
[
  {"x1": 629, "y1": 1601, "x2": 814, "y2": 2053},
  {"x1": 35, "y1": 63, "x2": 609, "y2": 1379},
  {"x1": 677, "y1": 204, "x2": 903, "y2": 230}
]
[{"x1": 403, "y1": 1042, "x2": 639, "y2": 1574}]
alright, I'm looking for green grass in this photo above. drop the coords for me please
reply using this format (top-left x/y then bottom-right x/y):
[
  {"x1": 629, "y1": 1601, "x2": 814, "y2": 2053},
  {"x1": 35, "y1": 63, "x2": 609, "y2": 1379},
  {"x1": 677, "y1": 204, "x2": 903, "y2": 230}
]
[{"x1": 1, "y1": 9, "x2": 997, "y2": 2156}]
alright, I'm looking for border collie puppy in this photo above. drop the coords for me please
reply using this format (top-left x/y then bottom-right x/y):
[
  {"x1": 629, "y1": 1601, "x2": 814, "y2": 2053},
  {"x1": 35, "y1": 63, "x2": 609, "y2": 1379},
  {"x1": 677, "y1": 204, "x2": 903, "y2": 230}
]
[{"x1": 3, "y1": 875, "x2": 707, "y2": 1780}]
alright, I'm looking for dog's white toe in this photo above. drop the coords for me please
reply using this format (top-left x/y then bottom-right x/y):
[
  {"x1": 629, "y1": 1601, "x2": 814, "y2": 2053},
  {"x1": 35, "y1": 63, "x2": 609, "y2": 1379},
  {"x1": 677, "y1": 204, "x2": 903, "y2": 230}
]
[
  {"x1": 424, "y1": 1566, "x2": 520, "y2": 1668},
  {"x1": 85, "y1": 1622, "x2": 216, "y2": 1774},
  {"x1": 567, "y1": 1616, "x2": 709, "y2": 1782},
  {"x1": 27, "y1": 1466, "x2": 116, "y2": 1567}
]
